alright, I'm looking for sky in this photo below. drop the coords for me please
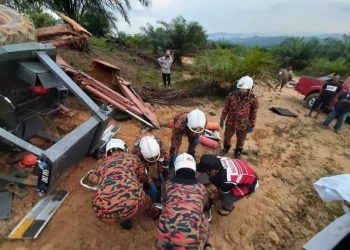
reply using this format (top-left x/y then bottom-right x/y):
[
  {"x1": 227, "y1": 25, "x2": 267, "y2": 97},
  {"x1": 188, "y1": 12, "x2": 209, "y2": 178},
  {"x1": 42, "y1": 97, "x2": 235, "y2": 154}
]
[{"x1": 117, "y1": 0, "x2": 350, "y2": 35}]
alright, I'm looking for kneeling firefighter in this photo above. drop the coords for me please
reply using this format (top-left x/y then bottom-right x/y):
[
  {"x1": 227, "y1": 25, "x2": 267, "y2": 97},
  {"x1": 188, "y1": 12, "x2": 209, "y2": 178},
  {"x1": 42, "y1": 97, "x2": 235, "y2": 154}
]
[
  {"x1": 169, "y1": 109, "x2": 207, "y2": 165},
  {"x1": 198, "y1": 154, "x2": 259, "y2": 216},
  {"x1": 156, "y1": 153, "x2": 212, "y2": 250},
  {"x1": 132, "y1": 134, "x2": 170, "y2": 201},
  {"x1": 92, "y1": 139, "x2": 161, "y2": 230}
]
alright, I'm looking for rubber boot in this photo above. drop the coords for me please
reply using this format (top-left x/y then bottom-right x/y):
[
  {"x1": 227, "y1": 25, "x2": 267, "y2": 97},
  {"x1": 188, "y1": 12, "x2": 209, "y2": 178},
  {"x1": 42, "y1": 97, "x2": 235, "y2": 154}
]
[
  {"x1": 204, "y1": 242, "x2": 212, "y2": 250},
  {"x1": 119, "y1": 220, "x2": 132, "y2": 230},
  {"x1": 218, "y1": 206, "x2": 234, "y2": 216},
  {"x1": 220, "y1": 147, "x2": 230, "y2": 156},
  {"x1": 234, "y1": 149, "x2": 242, "y2": 159}
]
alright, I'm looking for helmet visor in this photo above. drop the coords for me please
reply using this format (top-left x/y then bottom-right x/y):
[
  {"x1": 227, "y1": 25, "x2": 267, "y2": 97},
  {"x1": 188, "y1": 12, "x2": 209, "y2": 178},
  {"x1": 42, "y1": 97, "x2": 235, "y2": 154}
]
[
  {"x1": 188, "y1": 126, "x2": 205, "y2": 134},
  {"x1": 144, "y1": 153, "x2": 160, "y2": 163}
]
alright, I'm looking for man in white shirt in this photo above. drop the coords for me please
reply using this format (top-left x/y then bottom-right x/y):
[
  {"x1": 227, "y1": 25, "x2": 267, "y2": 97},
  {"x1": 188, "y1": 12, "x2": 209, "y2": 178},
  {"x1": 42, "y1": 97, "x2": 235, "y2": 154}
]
[{"x1": 157, "y1": 50, "x2": 173, "y2": 88}]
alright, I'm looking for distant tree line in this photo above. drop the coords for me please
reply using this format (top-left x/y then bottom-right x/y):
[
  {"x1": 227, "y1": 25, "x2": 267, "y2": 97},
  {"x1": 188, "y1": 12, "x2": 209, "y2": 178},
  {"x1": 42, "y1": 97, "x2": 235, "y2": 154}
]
[
  {"x1": 271, "y1": 36, "x2": 350, "y2": 74},
  {"x1": 1, "y1": 0, "x2": 349, "y2": 78}
]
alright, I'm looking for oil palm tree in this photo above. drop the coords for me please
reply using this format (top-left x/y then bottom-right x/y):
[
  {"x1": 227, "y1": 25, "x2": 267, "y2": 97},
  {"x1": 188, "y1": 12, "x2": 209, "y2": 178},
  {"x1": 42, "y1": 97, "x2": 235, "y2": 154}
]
[{"x1": 1, "y1": 0, "x2": 151, "y2": 35}]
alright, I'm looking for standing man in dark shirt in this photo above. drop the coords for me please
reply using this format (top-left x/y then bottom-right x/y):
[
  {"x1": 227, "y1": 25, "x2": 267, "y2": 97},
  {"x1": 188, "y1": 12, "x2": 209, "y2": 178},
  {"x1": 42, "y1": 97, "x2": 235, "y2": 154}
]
[
  {"x1": 322, "y1": 90, "x2": 350, "y2": 133},
  {"x1": 308, "y1": 74, "x2": 343, "y2": 118}
]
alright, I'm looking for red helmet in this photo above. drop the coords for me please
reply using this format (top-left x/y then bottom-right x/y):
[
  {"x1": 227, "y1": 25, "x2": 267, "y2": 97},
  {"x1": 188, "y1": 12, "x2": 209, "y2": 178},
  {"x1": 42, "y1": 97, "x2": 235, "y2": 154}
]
[{"x1": 18, "y1": 153, "x2": 38, "y2": 168}]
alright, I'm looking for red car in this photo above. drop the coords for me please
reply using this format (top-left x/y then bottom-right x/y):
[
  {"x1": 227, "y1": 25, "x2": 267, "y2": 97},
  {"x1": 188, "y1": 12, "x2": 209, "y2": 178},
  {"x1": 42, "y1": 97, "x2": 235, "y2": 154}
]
[{"x1": 295, "y1": 75, "x2": 350, "y2": 109}]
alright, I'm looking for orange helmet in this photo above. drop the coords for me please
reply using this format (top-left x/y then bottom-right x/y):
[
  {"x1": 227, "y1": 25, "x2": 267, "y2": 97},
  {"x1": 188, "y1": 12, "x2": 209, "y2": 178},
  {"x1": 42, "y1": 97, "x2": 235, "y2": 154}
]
[{"x1": 18, "y1": 153, "x2": 38, "y2": 168}]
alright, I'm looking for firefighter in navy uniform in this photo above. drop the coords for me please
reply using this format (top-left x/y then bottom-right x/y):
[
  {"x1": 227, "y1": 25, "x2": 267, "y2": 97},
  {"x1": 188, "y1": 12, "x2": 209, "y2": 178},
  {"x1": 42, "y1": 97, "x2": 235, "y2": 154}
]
[
  {"x1": 91, "y1": 139, "x2": 160, "y2": 230},
  {"x1": 220, "y1": 76, "x2": 258, "y2": 159},
  {"x1": 198, "y1": 154, "x2": 259, "y2": 216}
]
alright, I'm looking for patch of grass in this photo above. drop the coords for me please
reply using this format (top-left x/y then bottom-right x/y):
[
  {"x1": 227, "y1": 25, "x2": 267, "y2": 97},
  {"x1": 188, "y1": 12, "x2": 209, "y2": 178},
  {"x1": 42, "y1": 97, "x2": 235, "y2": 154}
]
[
  {"x1": 175, "y1": 78, "x2": 212, "y2": 96},
  {"x1": 89, "y1": 37, "x2": 115, "y2": 52},
  {"x1": 57, "y1": 48, "x2": 91, "y2": 71},
  {"x1": 136, "y1": 70, "x2": 161, "y2": 88}
]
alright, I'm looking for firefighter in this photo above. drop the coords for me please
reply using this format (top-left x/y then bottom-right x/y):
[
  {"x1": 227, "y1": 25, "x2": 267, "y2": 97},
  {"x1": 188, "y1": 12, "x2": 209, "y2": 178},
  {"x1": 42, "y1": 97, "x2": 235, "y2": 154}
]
[
  {"x1": 308, "y1": 74, "x2": 343, "y2": 118},
  {"x1": 156, "y1": 153, "x2": 212, "y2": 250},
  {"x1": 197, "y1": 154, "x2": 259, "y2": 216},
  {"x1": 92, "y1": 139, "x2": 160, "y2": 230},
  {"x1": 220, "y1": 76, "x2": 258, "y2": 159},
  {"x1": 169, "y1": 109, "x2": 207, "y2": 164},
  {"x1": 132, "y1": 134, "x2": 170, "y2": 201}
]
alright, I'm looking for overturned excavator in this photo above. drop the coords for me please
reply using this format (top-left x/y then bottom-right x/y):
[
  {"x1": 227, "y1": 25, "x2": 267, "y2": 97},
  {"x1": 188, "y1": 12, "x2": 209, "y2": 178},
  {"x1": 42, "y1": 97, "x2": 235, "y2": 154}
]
[{"x1": 0, "y1": 4, "x2": 159, "y2": 193}]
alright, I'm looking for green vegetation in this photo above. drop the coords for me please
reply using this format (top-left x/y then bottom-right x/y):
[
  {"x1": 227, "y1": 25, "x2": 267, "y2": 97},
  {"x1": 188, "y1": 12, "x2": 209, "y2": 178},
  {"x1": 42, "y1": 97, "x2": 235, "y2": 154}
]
[
  {"x1": 29, "y1": 11, "x2": 59, "y2": 28},
  {"x1": 0, "y1": 0, "x2": 151, "y2": 36},
  {"x1": 195, "y1": 47, "x2": 276, "y2": 83},
  {"x1": 141, "y1": 16, "x2": 207, "y2": 63},
  {"x1": 3, "y1": 0, "x2": 350, "y2": 80},
  {"x1": 0, "y1": 0, "x2": 59, "y2": 28},
  {"x1": 271, "y1": 35, "x2": 350, "y2": 75},
  {"x1": 310, "y1": 58, "x2": 349, "y2": 76}
]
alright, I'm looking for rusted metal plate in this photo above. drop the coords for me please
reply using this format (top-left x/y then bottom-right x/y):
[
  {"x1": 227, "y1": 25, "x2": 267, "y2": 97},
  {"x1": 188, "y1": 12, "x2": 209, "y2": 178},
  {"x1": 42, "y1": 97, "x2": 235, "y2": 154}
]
[
  {"x1": 57, "y1": 57, "x2": 159, "y2": 128},
  {"x1": 90, "y1": 59, "x2": 121, "y2": 88}
]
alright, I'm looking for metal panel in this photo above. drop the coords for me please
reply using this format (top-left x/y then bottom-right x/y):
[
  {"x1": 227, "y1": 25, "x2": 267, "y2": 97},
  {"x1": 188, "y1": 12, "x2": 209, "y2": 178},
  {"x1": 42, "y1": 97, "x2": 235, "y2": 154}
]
[
  {"x1": 0, "y1": 43, "x2": 56, "y2": 62},
  {"x1": 19, "y1": 62, "x2": 47, "y2": 74},
  {"x1": 43, "y1": 116, "x2": 100, "y2": 190},
  {"x1": 38, "y1": 72, "x2": 65, "y2": 89},
  {"x1": 35, "y1": 51, "x2": 107, "y2": 121},
  {"x1": 17, "y1": 62, "x2": 46, "y2": 86},
  {"x1": 0, "y1": 128, "x2": 44, "y2": 156},
  {"x1": 0, "y1": 192, "x2": 12, "y2": 220}
]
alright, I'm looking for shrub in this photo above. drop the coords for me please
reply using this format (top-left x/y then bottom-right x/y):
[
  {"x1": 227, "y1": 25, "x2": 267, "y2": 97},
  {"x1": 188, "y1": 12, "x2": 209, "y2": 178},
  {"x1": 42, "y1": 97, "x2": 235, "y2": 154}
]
[
  {"x1": 240, "y1": 48, "x2": 277, "y2": 80},
  {"x1": 195, "y1": 47, "x2": 276, "y2": 83},
  {"x1": 29, "y1": 11, "x2": 59, "y2": 28},
  {"x1": 310, "y1": 58, "x2": 350, "y2": 75},
  {"x1": 195, "y1": 48, "x2": 240, "y2": 82}
]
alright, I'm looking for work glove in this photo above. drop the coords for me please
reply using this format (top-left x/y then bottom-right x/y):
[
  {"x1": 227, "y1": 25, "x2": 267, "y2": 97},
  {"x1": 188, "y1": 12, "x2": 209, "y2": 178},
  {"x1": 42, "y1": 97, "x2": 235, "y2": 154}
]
[
  {"x1": 149, "y1": 183, "x2": 158, "y2": 202},
  {"x1": 193, "y1": 135, "x2": 200, "y2": 145},
  {"x1": 247, "y1": 126, "x2": 254, "y2": 133},
  {"x1": 220, "y1": 121, "x2": 224, "y2": 129}
]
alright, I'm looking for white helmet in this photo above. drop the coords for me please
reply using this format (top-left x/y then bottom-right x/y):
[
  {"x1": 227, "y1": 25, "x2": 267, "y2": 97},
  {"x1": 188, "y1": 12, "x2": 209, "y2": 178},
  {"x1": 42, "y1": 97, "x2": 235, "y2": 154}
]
[
  {"x1": 187, "y1": 109, "x2": 206, "y2": 133},
  {"x1": 106, "y1": 139, "x2": 128, "y2": 154},
  {"x1": 139, "y1": 136, "x2": 160, "y2": 162},
  {"x1": 174, "y1": 153, "x2": 196, "y2": 173},
  {"x1": 237, "y1": 76, "x2": 254, "y2": 90}
]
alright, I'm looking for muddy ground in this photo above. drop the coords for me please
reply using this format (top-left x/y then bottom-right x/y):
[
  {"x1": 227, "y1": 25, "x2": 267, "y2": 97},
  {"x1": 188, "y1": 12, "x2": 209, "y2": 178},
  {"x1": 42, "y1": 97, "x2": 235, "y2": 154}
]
[{"x1": 1, "y1": 84, "x2": 349, "y2": 250}]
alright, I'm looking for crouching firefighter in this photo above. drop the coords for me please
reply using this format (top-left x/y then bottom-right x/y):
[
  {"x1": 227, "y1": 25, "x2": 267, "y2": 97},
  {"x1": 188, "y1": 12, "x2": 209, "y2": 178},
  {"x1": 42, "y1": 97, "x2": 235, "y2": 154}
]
[
  {"x1": 197, "y1": 154, "x2": 259, "y2": 216},
  {"x1": 92, "y1": 139, "x2": 161, "y2": 230},
  {"x1": 169, "y1": 109, "x2": 207, "y2": 166},
  {"x1": 132, "y1": 134, "x2": 170, "y2": 201},
  {"x1": 156, "y1": 153, "x2": 212, "y2": 250},
  {"x1": 220, "y1": 76, "x2": 258, "y2": 159}
]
